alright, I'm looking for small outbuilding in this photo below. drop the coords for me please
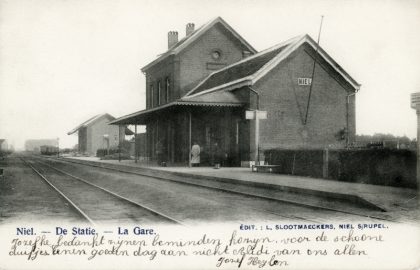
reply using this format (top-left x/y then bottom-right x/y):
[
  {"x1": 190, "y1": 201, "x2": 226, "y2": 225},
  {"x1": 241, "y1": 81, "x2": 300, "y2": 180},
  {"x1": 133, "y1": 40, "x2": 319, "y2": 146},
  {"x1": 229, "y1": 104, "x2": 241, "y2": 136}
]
[{"x1": 68, "y1": 113, "x2": 133, "y2": 156}]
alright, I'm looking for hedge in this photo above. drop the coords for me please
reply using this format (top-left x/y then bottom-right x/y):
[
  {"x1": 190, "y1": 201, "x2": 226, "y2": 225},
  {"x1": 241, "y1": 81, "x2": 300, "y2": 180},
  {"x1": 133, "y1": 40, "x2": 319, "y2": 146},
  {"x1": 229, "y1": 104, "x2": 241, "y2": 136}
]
[{"x1": 264, "y1": 148, "x2": 417, "y2": 189}]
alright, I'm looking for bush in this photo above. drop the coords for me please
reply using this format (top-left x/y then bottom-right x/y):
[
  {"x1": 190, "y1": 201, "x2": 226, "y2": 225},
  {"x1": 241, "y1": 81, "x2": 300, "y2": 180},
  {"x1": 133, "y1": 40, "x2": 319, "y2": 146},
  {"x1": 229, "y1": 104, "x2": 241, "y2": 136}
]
[
  {"x1": 334, "y1": 149, "x2": 416, "y2": 188},
  {"x1": 100, "y1": 153, "x2": 131, "y2": 160},
  {"x1": 96, "y1": 147, "x2": 120, "y2": 157},
  {"x1": 96, "y1": 141, "x2": 132, "y2": 157}
]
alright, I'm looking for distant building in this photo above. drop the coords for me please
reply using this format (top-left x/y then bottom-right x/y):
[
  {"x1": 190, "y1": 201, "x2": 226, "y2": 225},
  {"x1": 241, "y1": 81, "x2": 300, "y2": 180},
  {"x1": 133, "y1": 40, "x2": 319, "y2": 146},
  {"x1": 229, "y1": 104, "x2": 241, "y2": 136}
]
[
  {"x1": 68, "y1": 113, "x2": 133, "y2": 156},
  {"x1": 111, "y1": 17, "x2": 360, "y2": 166},
  {"x1": 0, "y1": 139, "x2": 7, "y2": 151},
  {"x1": 25, "y1": 139, "x2": 58, "y2": 152}
]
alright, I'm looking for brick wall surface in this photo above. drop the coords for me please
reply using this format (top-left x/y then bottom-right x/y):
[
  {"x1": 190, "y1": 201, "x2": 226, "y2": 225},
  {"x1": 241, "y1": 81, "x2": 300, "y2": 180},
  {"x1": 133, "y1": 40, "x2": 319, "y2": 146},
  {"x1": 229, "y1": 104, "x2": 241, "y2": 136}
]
[
  {"x1": 178, "y1": 23, "x2": 247, "y2": 96},
  {"x1": 250, "y1": 44, "x2": 355, "y2": 155},
  {"x1": 145, "y1": 23, "x2": 249, "y2": 107},
  {"x1": 145, "y1": 56, "x2": 176, "y2": 109}
]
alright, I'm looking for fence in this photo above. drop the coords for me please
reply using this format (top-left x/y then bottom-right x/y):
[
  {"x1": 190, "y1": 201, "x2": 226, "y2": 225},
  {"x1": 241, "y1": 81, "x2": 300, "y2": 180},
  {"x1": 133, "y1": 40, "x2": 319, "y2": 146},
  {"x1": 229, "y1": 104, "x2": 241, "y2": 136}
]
[{"x1": 264, "y1": 148, "x2": 417, "y2": 188}]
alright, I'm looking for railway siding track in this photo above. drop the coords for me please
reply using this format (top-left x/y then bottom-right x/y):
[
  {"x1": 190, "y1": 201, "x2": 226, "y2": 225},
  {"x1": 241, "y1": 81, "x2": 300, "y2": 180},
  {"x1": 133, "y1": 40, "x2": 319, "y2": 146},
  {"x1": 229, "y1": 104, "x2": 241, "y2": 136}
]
[
  {"x1": 37, "y1": 156, "x2": 396, "y2": 223},
  {"x1": 35, "y1": 157, "x2": 320, "y2": 224},
  {"x1": 21, "y1": 157, "x2": 185, "y2": 225}
]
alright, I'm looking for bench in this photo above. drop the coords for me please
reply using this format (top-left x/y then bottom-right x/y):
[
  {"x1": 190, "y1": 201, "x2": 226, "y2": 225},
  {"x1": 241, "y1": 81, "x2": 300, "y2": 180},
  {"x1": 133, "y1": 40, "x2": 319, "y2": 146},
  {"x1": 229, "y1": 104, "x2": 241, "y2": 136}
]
[{"x1": 252, "y1": 164, "x2": 281, "y2": 173}]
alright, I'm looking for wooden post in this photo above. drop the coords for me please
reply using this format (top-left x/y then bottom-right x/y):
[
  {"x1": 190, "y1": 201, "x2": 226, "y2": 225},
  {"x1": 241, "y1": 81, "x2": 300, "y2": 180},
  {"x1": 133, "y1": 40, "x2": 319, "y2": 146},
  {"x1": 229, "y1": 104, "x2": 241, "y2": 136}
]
[{"x1": 134, "y1": 125, "x2": 138, "y2": 163}]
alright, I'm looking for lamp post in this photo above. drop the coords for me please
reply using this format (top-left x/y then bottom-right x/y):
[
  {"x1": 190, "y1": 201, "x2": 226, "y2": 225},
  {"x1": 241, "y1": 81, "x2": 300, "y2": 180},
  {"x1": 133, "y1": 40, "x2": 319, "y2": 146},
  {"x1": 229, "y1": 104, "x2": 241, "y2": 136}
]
[
  {"x1": 247, "y1": 87, "x2": 266, "y2": 165},
  {"x1": 57, "y1": 137, "x2": 60, "y2": 158}
]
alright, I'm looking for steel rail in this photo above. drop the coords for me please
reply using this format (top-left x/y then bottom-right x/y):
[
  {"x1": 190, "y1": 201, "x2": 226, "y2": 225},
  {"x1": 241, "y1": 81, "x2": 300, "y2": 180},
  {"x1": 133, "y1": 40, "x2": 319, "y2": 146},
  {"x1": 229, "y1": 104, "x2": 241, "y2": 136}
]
[
  {"x1": 34, "y1": 156, "x2": 320, "y2": 223},
  {"x1": 20, "y1": 157, "x2": 96, "y2": 225},
  {"x1": 33, "y1": 158, "x2": 186, "y2": 226},
  {"x1": 37, "y1": 155, "x2": 396, "y2": 223}
]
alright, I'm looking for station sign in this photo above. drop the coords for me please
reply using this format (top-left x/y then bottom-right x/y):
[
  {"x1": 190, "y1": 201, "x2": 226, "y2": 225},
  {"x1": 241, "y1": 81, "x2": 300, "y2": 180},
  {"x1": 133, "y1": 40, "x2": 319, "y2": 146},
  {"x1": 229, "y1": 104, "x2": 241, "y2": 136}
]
[
  {"x1": 298, "y1": 77, "x2": 312, "y2": 86},
  {"x1": 245, "y1": 110, "x2": 267, "y2": 120}
]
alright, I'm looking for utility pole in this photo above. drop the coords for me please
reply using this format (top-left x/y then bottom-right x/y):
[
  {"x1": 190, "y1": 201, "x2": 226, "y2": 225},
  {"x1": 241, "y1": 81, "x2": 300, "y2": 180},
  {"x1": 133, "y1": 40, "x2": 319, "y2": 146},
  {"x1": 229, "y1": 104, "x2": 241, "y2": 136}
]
[
  {"x1": 134, "y1": 125, "x2": 138, "y2": 163},
  {"x1": 304, "y1": 15, "x2": 324, "y2": 125}
]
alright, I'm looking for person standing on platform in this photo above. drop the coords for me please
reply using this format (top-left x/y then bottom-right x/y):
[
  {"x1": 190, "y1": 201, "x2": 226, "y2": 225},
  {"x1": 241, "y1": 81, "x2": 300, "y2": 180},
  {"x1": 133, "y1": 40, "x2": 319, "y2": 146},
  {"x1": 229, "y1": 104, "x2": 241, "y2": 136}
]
[{"x1": 191, "y1": 142, "x2": 201, "y2": 167}]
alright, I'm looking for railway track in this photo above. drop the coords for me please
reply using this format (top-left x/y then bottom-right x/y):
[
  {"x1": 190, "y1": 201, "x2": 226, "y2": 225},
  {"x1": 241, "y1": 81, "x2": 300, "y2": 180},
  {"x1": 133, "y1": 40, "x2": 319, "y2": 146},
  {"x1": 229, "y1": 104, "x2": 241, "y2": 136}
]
[
  {"x1": 31, "y1": 157, "x2": 321, "y2": 224},
  {"x1": 32, "y1": 155, "x2": 393, "y2": 224},
  {"x1": 20, "y1": 157, "x2": 185, "y2": 226}
]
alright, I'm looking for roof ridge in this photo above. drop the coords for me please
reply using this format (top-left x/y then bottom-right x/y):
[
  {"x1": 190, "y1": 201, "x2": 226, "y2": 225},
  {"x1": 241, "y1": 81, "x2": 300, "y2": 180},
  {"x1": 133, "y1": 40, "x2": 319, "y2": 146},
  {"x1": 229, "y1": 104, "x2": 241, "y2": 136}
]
[
  {"x1": 67, "y1": 113, "x2": 115, "y2": 135},
  {"x1": 184, "y1": 35, "x2": 304, "y2": 97},
  {"x1": 141, "y1": 17, "x2": 257, "y2": 72},
  {"x1": 213, "y1": 34, "x2": 304, "y2": 73},
  {"x1": 250, "y1": 34, "x2": 360, "y2": 89}
]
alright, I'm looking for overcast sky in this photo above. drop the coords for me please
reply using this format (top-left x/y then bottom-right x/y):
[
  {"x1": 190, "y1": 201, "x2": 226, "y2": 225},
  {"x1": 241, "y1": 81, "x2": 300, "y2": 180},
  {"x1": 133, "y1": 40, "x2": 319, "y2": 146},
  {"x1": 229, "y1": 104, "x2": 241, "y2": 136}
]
[{"x1": 1, "y1": 0, "x2": 419, "y2": 149}]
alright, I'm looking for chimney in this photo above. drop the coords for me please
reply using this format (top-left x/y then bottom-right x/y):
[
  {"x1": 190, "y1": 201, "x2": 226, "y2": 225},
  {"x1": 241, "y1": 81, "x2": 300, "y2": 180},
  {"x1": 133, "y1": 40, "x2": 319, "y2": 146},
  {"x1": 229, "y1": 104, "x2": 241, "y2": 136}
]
[
  {"x1": 186, "y1": 23, "x2": 195, "y2": 36},
  {"x1": 242, "y1": 50, "x2": 252, "y2": 59},
  {"x1": 168, "y1": 31, "x2": 178, "y2": 49}
]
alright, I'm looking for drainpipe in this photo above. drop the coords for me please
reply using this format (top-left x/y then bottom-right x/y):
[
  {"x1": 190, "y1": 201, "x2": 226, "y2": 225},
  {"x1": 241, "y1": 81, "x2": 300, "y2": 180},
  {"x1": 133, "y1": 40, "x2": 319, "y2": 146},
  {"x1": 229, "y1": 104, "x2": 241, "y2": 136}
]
[{"x1": 346, "y1": 91, "x2": 357, "y2": 148}]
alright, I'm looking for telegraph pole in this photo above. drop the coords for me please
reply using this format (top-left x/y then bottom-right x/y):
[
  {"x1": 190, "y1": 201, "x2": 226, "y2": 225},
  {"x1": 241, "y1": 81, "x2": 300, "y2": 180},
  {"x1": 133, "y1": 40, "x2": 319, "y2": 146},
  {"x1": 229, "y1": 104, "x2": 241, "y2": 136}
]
[{"x1": 304, "y1": 15, "x2": 324, "y2": 125}]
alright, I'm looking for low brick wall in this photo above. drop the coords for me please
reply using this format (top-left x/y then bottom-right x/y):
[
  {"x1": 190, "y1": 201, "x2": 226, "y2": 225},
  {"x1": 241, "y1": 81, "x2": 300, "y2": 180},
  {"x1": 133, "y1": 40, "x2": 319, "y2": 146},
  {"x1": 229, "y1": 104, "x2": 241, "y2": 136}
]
[{"x1": 265, "y1": 149, "x2": 417, "y2": 189}]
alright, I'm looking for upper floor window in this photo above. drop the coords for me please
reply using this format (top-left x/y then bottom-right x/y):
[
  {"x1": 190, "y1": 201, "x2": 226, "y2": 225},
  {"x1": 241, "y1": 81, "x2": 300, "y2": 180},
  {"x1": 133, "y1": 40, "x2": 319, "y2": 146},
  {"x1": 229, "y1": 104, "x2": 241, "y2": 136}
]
[
  {"x1": 150, "y1": 84, "x2": 154, "y2": 108},
  {"x1": 211, "y1": 49, "x2": 222, "y2": 61},
  {"x1": 165, "y1": 77, "x2": 170, "y2": 103},
  {"x1": 157, "y1": 81, "x2": 161, "y2": 106}
]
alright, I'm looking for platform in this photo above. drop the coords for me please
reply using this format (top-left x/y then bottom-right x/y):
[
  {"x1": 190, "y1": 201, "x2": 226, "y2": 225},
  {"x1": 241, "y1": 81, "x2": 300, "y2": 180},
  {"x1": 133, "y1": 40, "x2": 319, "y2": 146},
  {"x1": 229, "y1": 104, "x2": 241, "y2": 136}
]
[{"x1": 60, "y1": 156, "x2": 419, "y2": 222}]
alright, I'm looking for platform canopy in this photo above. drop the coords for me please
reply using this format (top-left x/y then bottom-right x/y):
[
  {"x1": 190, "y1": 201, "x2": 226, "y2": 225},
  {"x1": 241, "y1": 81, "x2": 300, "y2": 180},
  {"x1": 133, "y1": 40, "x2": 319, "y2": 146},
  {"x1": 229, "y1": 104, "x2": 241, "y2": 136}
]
[{"x1": 109, "y1": 90, "x2": 245, "y2": 125}]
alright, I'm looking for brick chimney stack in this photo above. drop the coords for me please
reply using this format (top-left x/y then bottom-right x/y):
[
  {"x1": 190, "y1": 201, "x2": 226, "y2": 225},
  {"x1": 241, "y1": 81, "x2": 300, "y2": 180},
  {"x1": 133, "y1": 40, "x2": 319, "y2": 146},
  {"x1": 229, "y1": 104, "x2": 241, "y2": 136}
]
[
  {"x1": 168, "y1": 31, "x2": 178, "y2": 49},
  {"x1": 186, "y1": 23, "x2": 195, "y2": 36}
]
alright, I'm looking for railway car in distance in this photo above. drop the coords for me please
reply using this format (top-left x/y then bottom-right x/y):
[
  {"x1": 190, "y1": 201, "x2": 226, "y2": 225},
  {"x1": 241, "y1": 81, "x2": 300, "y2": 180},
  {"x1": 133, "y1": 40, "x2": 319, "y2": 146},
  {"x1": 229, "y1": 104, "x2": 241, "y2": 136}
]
[{"x1": 40, "y1": 145, "x2": 59, "y2": 155}]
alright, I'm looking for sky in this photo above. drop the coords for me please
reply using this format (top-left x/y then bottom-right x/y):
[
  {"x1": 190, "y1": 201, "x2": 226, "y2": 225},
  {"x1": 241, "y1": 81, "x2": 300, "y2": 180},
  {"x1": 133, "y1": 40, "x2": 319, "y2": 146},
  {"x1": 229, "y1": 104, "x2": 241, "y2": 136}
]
[{"x1": 0, "y1": 0, "x2": 420, "y2": 149}]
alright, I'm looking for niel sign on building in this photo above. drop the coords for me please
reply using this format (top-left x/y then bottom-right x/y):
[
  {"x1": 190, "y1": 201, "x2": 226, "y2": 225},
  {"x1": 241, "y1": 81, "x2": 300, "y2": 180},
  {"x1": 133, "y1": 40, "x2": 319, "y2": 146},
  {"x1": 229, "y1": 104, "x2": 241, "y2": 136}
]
[{"x1": 298, "y1": 77, "x2": 312, "y2": 86}]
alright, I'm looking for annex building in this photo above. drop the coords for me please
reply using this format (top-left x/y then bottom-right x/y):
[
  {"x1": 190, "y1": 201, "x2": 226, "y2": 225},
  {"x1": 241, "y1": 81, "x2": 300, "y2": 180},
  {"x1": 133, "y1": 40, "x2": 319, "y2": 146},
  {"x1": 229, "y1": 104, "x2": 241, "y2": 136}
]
[
  {"x1": 110, "y1": 17, "x2": 360, "y2": 166},
  {"x1": 68, "y1": 113, "x2": 133, "y2": 156}
]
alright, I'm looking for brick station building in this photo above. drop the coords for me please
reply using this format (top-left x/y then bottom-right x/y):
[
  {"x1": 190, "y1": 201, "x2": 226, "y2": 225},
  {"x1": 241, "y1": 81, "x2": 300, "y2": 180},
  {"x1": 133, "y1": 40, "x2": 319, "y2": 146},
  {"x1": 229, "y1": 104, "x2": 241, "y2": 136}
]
[{"x1": 110, "y1": 17, "x2": 360, "y2": 166}]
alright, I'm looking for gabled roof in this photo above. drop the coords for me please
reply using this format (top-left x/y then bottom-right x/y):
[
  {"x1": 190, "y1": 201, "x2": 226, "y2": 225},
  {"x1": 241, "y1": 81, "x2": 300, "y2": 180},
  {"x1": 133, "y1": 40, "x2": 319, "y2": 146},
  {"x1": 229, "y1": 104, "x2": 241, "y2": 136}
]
[
  {"x1": 141, "y1": 17, "x2": 257, "y2": 72},
  {"x1": 110, "y1": 34, "x2": 361, "y2": 126},
  {"x1": 67, "y1": 113, "x2": 115, "y2": 135},
  {"x1": 185, "y1": 34, "x2": 361, "y2": 98}
]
